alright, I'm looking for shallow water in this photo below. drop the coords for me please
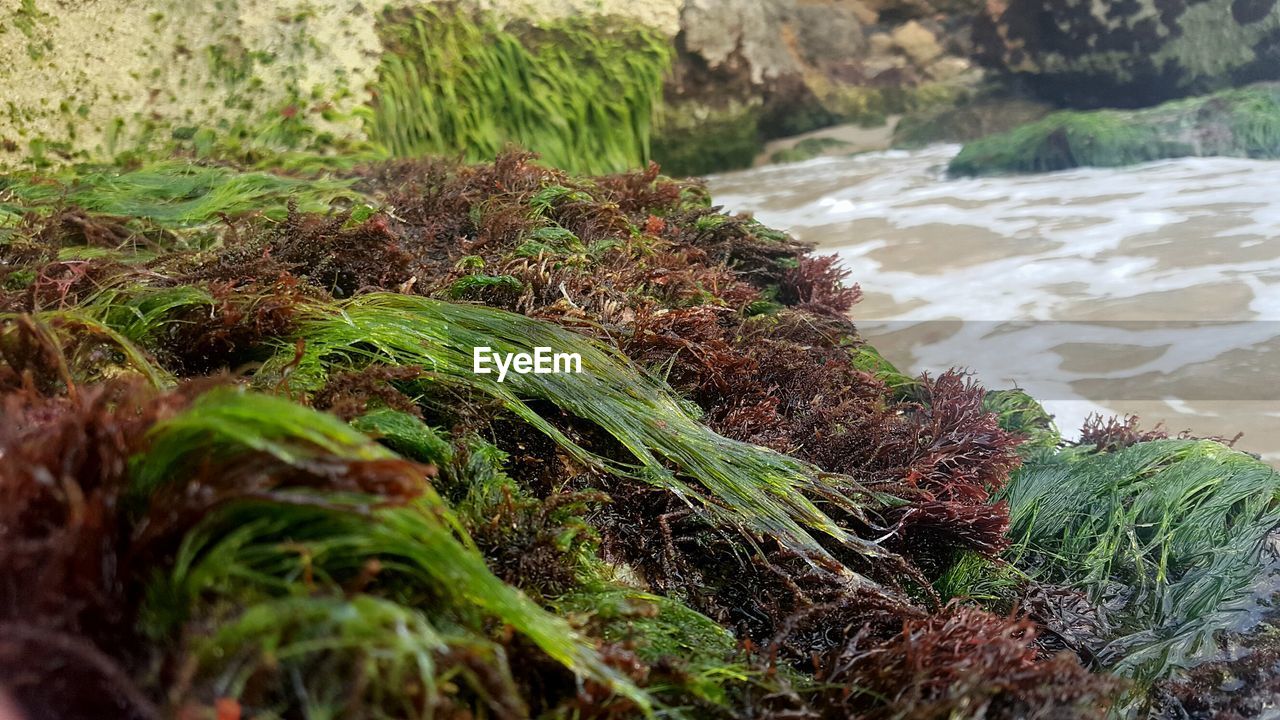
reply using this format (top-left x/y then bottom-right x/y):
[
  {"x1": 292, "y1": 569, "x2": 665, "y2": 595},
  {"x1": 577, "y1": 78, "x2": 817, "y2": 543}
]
[{"x1": 708, "y1": 146, "x2": 1280, "y2": 464}]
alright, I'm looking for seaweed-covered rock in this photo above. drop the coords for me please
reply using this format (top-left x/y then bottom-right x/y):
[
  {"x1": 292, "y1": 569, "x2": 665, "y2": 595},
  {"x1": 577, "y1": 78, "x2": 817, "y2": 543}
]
[
  {"x1": 769, "y1": 136, "x2": 855, "y2": 163},
  {"x1": 893, "y1": 95, "x2": 1053, "y2": 147},
  {"x1": 9, "y1": 147, "x2": 1276, "y2": 718},
  {"x1": 973, "y1": 0, "x2": 1280, "y2": 108},
  {"x1": 948, "y1": 83, "x2": 1280, "y2": 175}
]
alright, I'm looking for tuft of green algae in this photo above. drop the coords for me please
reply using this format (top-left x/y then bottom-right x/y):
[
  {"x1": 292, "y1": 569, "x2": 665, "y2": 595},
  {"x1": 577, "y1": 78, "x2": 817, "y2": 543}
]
[
  {"x1": 1003, "y1": 439, "x2": 1280, "y2": 683},
  {"x1": 369, "y1": 6, "x2": 671, "y2": 175}
]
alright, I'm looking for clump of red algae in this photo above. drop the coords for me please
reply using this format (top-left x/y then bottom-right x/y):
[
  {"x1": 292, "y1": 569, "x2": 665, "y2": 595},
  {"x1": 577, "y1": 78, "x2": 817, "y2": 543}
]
[
  {"x1": 809, "y1": 604, "x2": 1123, "y2": 720},
  {"x1": 0, "y1": 380, "x2": 192, "y2": 720},
  {"x1": 1078, "y1": 412, "x2": 1242, "y2": 453}
]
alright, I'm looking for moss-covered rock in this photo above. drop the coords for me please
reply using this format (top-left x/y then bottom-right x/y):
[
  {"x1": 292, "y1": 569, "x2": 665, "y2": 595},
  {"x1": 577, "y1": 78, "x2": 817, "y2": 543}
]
[
  {"x1": 892, "y1": 94, "x2": 1053, "y2": 148},
  {"x1": 768, "y1": 136, "x2": 854, "y2": 164},
  {"x1": 974, "y1": 0, "x2": 1280, "y2": 108},
  {"x1": 650, "y1": 103, "x2": 764, "y2": 176},
  {"x1": 949, "y1": 84, "x2": 1280, "y2": 176}
]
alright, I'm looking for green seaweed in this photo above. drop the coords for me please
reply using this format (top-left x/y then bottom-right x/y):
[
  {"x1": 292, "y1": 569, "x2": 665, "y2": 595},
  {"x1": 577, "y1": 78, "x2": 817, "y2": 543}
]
[
  {"x1": 0, "y1": 161, "x2": 360, "y2": 227},
  {"x1": 267, "y1": 293, "x2": 878, "y2": 564},
  {"x1": 983, "y1": 388, "x2": 1061, "y2": 450},
  {"x1": 1002, "y1": 439, "x2": 1280, "y2": 682},
  {"x1": 351, "y1": 408, "x2": 453, "y2": 466},
  {"x1": 768, "y1": 136, "x2": 853, "y2": 165},
  {"x1": 0, "y1": 309, "x2": 171, "y2": 388},
  {"x1": 135, "y1": 388, "x2": 652, "y2": 713},
  {"x1": 369, "y1": 7, "x2": 671, "y2": 174}
]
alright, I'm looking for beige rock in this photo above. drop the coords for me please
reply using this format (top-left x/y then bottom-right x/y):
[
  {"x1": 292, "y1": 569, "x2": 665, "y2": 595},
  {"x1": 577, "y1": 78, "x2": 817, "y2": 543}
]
[
  {"x1": 846, "y1": 0, "x2": 880, "y2": 24},
  {"x1": 680, "y1": 0, "x2": 801, "y2": 84},
  {"x1": 891, "y1": 20, "x2": 944, "y2": 67},
  {"x1": 868, "y1": 32, "x2": 896, "y2": 57},
  {"x1": 927, "y1": 56, "x2": 973, "y2": 81}
]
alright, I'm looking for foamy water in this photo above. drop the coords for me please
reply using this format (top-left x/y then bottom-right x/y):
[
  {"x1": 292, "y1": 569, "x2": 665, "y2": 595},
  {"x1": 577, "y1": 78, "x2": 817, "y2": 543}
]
[{"x1": 709, "y1": 146, "x2": 1280, "y2": 463}]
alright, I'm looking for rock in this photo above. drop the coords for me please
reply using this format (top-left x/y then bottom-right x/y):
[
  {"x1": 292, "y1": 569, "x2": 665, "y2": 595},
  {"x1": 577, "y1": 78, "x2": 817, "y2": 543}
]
[
  {"x1": 0, "y1": 0, "x2": 684, "y2": 167},
  {"x1": 679, "y1": 0, "x2": 801, "y2": 84},
  {"x1": 974, "y1": 0, "x2": 1280, "y2": 108},
  {"x1": 846, "y1": 0, "x2": 881, "y2": 25},
  {"x1": 892, "y1": 20, "x2": 944, "y2": 66},
  {"x1": 768, "y1": 135, "x2": 855, "y2": 163},
  {"x1": 927, "y1": 56, "x2": 974, "y2": 82},
  {"x1": 868, "y1": 32, "x2": 896, "y2": 56},
  {"x1": 793, "y1": 3, "x2": 867, "y2": 66},
  {"x1": 652, "y1": 101, "x2": 769, "y2": 176},
  {"x1": 655, "y1": 0, "x2": 992, "y2": 174},
  {"x1": 947, "y1": 83, "x2": 1280, "y2": 176},
  {"x1": 892, "y1": 94, "x2": 1052, "y2": 147}
]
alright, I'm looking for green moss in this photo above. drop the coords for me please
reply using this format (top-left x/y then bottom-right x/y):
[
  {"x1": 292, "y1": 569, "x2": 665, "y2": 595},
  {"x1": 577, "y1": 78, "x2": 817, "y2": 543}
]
[
  {"x1": 369, "y1": 7, "x2": 671, "y2": 175},
  {"x1": 950, "y1": 84, "x2": 1280, "y2": 176}
]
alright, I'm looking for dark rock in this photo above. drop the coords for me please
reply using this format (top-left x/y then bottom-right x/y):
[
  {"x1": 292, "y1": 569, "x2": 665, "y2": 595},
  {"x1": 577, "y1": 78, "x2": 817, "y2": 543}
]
[
  {"x1": 893, "y1": 95, "x2": 1054, "y2": 147},
  {"x1": 973, "y1": 0, "x2": 1280, "y2": 108}
]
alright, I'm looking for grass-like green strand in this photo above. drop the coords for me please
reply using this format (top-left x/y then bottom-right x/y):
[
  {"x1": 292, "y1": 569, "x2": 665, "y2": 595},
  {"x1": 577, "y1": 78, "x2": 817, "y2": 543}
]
[{"x1": 268, "y1": 293, "x2": 879, "y2": 565}]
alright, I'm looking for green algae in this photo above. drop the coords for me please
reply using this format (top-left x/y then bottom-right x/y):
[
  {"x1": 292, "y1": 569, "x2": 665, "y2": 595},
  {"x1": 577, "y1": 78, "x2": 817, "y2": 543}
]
[
  {"x1": 769, "y1": 137, "x2": 854, "y2": 165},
  {"x1": 950, "y1": 84, "x2": 1280, "y2": 176},
  {"x1": 651, "y1": 103, "x2": 764, "y2": 177},
  {"x1": 983, "y1": 388, "x2": 1061, "y2": 451},
  {"x1": 1002, "y1": 439, "x2": 1280, "y2": 683},
  {"x1": 135, "y1": 387, "x2": 652, "y2": 714},
  {"x1": 3, "y1": 147, "x2": 1256, "y2": 719},
  {"x1": 0, "y1": 161, "x2": 361, "y2": 226},
  {"x1": 892, "y1": 95, "x2": 1053, "y2": 149},
  {"x1": 369, "y1": 7, "x2": 671, "y2": 175},
  {"x1": 267, "y1": 293, "x2": 876, "y2": 563},
  {"x1": 0, "y1": 309, "x2": 171, "y2": 388}
]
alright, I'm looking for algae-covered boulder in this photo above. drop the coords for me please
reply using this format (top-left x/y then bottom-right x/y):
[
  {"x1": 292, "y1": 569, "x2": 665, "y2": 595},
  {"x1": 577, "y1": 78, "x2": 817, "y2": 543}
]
[
  {"x1": 892, "y1": 95, "x2": 1052, "y2": 148},
  {"x1": 948, "y1": 83, "x2": 1280, "y2": 175},
  {"x1": 769, "y1": 136, "x2": 855, "y2": 164},
  {"x1": 973, "y1": 0, "x2": 1280, "y2": 108}
]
